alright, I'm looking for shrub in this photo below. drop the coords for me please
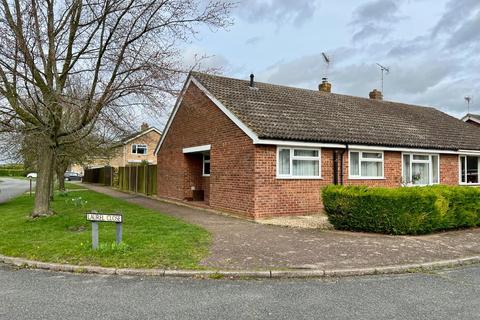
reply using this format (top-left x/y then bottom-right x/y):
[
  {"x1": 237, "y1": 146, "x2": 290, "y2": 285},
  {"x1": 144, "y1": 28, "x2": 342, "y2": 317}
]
[
  {"x1": 322, "y1": 185, "x2": 480, "y2": 235},
  {"x1": 0, "y1": 169, "x2": 25, "y2": 177}
]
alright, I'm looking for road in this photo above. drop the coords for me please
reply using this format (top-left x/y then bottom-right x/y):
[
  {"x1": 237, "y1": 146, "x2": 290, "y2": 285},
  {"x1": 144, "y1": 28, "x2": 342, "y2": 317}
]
[
  {"x1": 0, "y1": 177, "x2": 32, "y2": 203},
  {"x1": 1, "y1": 265, "x2": 479, "y2": 320}
]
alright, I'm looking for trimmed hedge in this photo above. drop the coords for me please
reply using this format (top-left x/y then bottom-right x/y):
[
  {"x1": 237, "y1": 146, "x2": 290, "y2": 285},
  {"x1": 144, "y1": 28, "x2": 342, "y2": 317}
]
[
  {"x1": 0, "y1": 169, "x2": 25, "y2": 177},
  {"x1": 322, "y1": 185, "x2": 480, "y2": 235}
]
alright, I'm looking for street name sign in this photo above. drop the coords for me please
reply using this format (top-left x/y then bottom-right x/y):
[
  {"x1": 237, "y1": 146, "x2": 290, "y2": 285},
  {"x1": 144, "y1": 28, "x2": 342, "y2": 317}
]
[
  {"x1": 86, "y1": 213, "x2": 123, "y2": 223},
  {"x1": 86, "y1": 212, "x2": 123, "y2": 249}
]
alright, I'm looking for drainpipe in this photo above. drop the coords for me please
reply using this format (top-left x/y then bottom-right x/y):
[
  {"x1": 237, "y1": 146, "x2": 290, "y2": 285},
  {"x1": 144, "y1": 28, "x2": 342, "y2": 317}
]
[
  {"x1": 339, "y1": 144, "x2": 349, "y2": 185},
  {"x1": 333, "y1": 151, "x2": 338, "y2": 185}
]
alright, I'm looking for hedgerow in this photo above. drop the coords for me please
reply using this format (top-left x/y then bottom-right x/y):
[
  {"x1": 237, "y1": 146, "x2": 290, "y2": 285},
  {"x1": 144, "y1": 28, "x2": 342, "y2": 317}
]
[{"x1": 322, "y1": 185, "x2": 480, "y2": 235}]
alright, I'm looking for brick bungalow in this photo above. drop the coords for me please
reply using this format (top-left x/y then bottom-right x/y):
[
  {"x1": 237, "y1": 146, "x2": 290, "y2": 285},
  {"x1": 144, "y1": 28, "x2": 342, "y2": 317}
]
[
  {"x1": 462, "y1": 113, "x2": 480, "y2": 127},
  {"x1": 154, "y1": 72, "x2": 480, "y2": 219}
]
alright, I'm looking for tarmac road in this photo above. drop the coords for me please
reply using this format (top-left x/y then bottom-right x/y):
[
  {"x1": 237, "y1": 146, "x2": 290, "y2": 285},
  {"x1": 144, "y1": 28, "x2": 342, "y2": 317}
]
[
  {"x1": 1, "y1": 264, "x2": 479, "y2": 320},
  {"x1": 0, "y1": 177, "x2": 32, "y2": 203}
]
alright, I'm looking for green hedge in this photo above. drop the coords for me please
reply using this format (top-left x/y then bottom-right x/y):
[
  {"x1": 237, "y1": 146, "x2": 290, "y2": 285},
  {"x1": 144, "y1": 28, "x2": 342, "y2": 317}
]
[
  {"x1": 0, "y1": 169, "x2": 25, "y2": 177},
  {"x1": 322, "y1": 185, "x2": 480, "y2": 235}
]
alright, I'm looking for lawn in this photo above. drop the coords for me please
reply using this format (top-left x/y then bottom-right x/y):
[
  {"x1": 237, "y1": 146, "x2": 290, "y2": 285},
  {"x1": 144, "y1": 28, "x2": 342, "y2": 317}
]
[{"x1": 0, "y1": 186, "x2": 211, "y2": 269}]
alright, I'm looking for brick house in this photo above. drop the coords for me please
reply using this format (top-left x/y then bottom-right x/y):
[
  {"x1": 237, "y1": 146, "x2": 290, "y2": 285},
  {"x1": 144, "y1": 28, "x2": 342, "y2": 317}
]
[
  {"x1": 154, "y1": 72, "x2": 480, "y2": 219},
  {"x1": 70, "y1": 124, "x2": 161, "y2": 174},
  {"x1": 462, "y1": 114, "x2": 480, "y2": 127}
]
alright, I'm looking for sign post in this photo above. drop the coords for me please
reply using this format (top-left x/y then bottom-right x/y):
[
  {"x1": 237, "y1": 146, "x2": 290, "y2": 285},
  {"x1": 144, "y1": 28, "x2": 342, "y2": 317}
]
[{"x1": 86, "y1": 212, "x2": 123, "y2": 249}]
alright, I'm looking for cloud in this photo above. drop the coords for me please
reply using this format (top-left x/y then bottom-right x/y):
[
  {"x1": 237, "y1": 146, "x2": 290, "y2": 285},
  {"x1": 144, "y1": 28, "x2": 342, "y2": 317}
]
[
  {"x1": 446, "y1": 11, "x2": 480, "y2": 49},
  {"x1": 432, "y1": 0, "x2": 480, "y2": 37},
  {"x1": 350, "y1": 0, "x2": 404, "y2": 42},
  {"x1": 245, "y1": 36, "x2": 263, "y2": 46},
  {"x1": 235, "y1": 0, "x2": 317, "y2": 27}
]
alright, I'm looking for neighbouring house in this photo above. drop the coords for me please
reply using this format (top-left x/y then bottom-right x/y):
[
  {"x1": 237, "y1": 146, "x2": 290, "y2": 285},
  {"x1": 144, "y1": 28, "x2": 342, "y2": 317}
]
[
  {"x1": 154, "y1": 72, "x2": 480, "y2": 219},
  {"x1": 70, "y1": 123, "x2": 161, "y2": 174},
  {"x1": 462, "y1": 113, "x2": 480, "y2": 127}
]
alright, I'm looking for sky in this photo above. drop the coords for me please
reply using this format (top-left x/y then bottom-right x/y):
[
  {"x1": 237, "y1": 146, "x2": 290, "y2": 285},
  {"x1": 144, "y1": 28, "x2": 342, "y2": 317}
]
[{"x1": 172, "y1": 0, "x2": 480, "y2": 128}]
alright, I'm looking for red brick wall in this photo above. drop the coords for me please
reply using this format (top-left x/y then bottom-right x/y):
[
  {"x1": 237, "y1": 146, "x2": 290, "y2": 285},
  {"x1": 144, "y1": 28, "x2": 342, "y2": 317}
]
[
  {"x1": 440, "y1": 154, "x2": 459, "y2": 185},
  {"x1": 251, "y1": 149, "x2": 462, "y2": 218},
  {"x1": 157, "y1": 83, "x2": 462, "y2": 218},
  {"x1": 252, "y1": 148, "x2": 404, "y2": 218},
  {"x1": 157, "y1": 83, "x2": 255, "y2": 216}
]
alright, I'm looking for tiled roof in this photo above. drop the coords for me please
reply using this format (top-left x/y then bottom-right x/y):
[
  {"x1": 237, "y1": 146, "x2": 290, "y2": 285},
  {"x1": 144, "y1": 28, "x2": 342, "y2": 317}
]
[
  {"x1": 191, "y1": 72, "x2": 480, "y2": 151},
  {"x1": 463, "y1": 113, "x2": 480, "y2": 123}
]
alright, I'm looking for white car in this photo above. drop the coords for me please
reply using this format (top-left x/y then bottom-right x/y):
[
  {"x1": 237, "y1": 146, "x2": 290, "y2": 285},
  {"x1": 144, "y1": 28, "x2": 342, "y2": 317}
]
[{"x1": 26, "y1": 172, "x2": 37, "y2": 179}]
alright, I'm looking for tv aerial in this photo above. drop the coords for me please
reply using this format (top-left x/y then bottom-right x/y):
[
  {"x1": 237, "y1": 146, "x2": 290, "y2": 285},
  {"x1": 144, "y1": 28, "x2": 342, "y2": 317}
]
[
  {"x1": 376, "y1": 63, "x2": 390, "y2": 94},
  {"x1": 465, "y1": 96, "x2": 473, "y2": 113},
  {"x1": 322, "y1": 52, "x2": 331, "y2": 80}
]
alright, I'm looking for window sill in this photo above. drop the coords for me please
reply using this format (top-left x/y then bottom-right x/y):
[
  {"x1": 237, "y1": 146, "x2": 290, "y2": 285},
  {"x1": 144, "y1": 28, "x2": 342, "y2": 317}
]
[
  {"x1": 202, "y1": 174, "x2": 210, "y2": 177},
  {"x1": 459, "y1": 183, "x2": 480, "y2": 186},
  {"x1": 276, "y1": 176, "x2": 323, "y2": 180},
  {"x1": 348, "y1": 177, "x2": 385, "y2": 180}
]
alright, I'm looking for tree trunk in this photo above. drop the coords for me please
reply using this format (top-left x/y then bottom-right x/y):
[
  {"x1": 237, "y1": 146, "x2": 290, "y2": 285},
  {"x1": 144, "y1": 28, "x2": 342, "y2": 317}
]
[
  {"x1": 56, "y1": 163, "x2": 68, "y2": 192},
  {"x1": 32, "y1": 147, "x2": 54, "y2": 217}
]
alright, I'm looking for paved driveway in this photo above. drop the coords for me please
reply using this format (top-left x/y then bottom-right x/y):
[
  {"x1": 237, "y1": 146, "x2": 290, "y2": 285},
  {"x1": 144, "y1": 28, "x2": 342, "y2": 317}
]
[
  {"x1": 0, "y1": 178, "x2": 32, "y2": 203},
  {"x1": 83, "y1": 184, "x2": 480, "y2": 271},
  {"x1": 1, "y1": 264, "x2": 480, "y2": 320}
]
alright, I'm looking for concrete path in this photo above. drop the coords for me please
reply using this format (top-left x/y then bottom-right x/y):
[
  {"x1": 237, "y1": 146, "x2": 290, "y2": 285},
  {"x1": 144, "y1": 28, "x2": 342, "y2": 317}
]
[
  {"x1": 0, "y1": 178, "x2": 32, "y2": 204},
  {"x1": 1, "y1": 264, "x2": 480, "y2": 320},
  {"x1": 83, "y1": 184, "x2": 480, "y2": 271}
]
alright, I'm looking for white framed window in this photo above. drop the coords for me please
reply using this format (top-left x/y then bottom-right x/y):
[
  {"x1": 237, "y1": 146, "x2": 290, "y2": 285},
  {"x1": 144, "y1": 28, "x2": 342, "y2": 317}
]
[
  {"x1": 202, "y1": 154, "x2": 210, "y2": 177},
  {"x1": 349, "y1": 150, "x2": 384, "y2": 179},
  {"x1": 277, "y1": 147, "x2": 321, "y2": 179},
  {"x1": 132, "y1": 144, "x2": 147, "y2": 155},
  {"x1": 402, "y1": 153, "x2": 439, "y2": 186},
  {"x1": 459, "y1": 155, "x2": 480, "y2": 185}
]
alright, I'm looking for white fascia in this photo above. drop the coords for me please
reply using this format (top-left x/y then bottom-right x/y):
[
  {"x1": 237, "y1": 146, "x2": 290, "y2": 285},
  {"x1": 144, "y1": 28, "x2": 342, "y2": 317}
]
[{"x1": 183, "y1": 145, "x2": 211, "y2": 154}]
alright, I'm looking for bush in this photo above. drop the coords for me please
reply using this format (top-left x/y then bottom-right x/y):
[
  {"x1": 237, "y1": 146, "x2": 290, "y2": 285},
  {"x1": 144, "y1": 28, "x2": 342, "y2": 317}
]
[
  {"x1": 0, "y1": 169, "x2": 25, "y2": 177},
  {"x1": 322, "y1": 185, "x2": 480, "y2": 235}
]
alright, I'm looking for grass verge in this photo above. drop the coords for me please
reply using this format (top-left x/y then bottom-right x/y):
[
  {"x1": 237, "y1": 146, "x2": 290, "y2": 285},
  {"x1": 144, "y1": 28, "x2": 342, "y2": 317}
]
[{"x1": 0, "y1": 186, "x2": 211, "y2": 269}]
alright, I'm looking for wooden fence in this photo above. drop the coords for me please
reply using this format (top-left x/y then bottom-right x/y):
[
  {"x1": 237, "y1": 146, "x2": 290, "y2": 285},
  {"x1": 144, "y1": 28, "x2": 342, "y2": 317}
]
[
  {"x1": 83, "y1": 166, "x2": 114, "y2": 186},
  {"x1": 118, "y1": 165, "x2": 157, "y2": 195}
]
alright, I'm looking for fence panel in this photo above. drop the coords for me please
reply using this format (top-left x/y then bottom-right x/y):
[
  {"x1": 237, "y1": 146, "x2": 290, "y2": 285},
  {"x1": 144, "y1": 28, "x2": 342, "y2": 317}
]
[
  {"x1": 115, "y1": 164, "x2": 156, "y2": 196},
  {"x1": 83, "y1": 166, "x2": 113, "y2": 186},
  {"x1": 84, "y1": 165, "x2": 156, "y2": 195}
]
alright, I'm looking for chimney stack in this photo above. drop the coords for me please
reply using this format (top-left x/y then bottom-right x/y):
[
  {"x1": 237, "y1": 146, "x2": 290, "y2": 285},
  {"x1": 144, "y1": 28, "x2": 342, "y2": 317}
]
[
  {"x1": 319, "y1": 78, "x2": 332, "y2": 93},
  {"x1": 141, "y1": 122, "x2": 149, "y2": 131},
  {"x1": 249, "y1": 74, "x2": 255, "y2": 87},
  {"x1": 369, "y1": 89, "x2": 383, "y2": 100}
]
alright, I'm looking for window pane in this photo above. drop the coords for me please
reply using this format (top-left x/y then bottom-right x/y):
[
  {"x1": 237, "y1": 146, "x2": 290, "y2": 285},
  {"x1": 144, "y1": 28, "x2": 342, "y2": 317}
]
[
  {"x1": 413, "y1": 154, "x2": 429, "y2": 161},
  {"x1": 461, "y1": 156, "x2": 466, "y2": 183},
  {"x1": 137, "y1": 145, "x2": 147, "y2": 155},
  {"x1": 132, "y1": 145, "x2": 137, "y2": 153},
  {"x1": 203, "y1": 162, "x2": 210, "y2": 175},
  {"x1": 294, "y1": 149, "x2": 318, "y2": 157},
  {"x1": 403, "y1": 154, "x2": 411, "y2": 184},
  {"x1": 292, "y1": 160, "x2": 319, "y2": 176},
  {"x1": 350, "y1": 152, "x2": 360, "y2": 176},
  {"x1": 432, "y1": 155, "x2": 439, "y2": 184},
  {"x1": 467, "y1": 156, "x2": 479, "y2": 184},
  {"x1": 362, "y1": 152, "x2": 382, "y2": 159},
  {"x1": 279, "y1": 149, "x2": 290, "y2": 175},
  {"x1": 412, "y1": 163, "x2": 429, "y2": 185},
  {"x1": 204, "y1": 155, "x2": 210, "y2": 161},
  {"x1": 361, "y1": 161, "x2": 382, "y2": 177}
]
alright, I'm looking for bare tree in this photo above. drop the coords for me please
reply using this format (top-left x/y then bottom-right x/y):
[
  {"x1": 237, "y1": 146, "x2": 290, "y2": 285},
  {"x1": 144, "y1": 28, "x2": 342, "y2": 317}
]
[{"x1": 0, "y1": 0, "x2": 233, "y2": 217}]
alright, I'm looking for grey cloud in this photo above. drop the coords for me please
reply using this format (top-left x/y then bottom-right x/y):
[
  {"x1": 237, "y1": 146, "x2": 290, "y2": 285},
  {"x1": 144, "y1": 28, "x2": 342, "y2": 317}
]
[
  {"x1": 446, "y1": 11, "x2": 480, "y2": 48},
  {"x1": 245, "y1": 36, "x2": 263, "y2": 46},
  {"x1": 387, "y1": 36, "x2": 429, "y2": 57},
  {"x1": 352, "y1": 24, "x2": 390, "y2": 42},
  {"x1": 432, "y1": 0, "x2": 480, "y2": 37},
  {"x1": 352, "y1": 0, "x2": 402, "y2": 24},
  {"x1": 350, "y1": 0, "x2": 404, "y2": 42},
  {"x1": 235, "y1": 0, "x2": 317, "y2": 27}
]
